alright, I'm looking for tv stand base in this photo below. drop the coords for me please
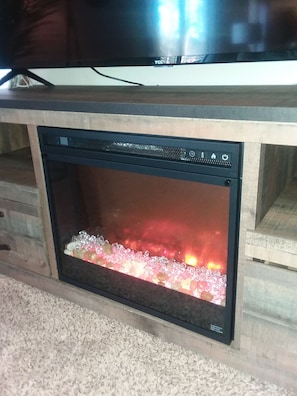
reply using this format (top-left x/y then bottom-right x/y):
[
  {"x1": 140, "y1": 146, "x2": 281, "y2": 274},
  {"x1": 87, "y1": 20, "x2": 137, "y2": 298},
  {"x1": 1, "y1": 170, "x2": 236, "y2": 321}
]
[{"x1": 0, "y1": 69, "x2": 54, "y2": 88}]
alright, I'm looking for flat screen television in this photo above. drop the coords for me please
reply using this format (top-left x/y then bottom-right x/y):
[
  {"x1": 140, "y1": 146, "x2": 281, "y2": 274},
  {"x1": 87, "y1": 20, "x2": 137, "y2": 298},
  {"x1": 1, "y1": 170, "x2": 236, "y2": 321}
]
[{"x1": 1, "y1": 0, "x2": 297, "y2": 86}]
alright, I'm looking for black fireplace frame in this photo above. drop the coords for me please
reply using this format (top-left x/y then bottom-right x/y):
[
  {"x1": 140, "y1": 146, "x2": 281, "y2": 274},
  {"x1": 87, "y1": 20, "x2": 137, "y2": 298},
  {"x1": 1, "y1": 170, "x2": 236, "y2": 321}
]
[{"x1": 39, "y1": 126, "x2": 242, "y2": 344}]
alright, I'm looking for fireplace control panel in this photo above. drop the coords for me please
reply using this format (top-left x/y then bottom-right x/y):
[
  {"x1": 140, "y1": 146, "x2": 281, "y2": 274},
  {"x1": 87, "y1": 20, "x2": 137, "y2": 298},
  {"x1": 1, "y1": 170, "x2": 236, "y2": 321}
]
[
  {"x1": 51, "y1": 135, "x2": 233, "y2": 167},
  {"x1": 40, "y1": 127, "x2": 241, "y2": 178},
  {"x1": 183, "y1": 149, "x2": 232, "y2": 167}
]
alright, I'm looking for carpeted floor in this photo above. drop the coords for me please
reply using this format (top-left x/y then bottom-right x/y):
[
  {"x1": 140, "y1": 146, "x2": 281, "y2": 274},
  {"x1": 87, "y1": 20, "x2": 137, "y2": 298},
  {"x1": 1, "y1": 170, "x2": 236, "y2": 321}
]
[{"x1": 0, "y1": 273, "x2": 295, "y2": 396}]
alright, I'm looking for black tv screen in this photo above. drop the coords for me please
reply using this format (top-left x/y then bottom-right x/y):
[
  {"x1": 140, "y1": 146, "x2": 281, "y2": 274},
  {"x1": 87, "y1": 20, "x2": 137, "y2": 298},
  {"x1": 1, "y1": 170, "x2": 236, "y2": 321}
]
[{"x1": 1, "y1": 0, "x2": 297, "y2": 73}]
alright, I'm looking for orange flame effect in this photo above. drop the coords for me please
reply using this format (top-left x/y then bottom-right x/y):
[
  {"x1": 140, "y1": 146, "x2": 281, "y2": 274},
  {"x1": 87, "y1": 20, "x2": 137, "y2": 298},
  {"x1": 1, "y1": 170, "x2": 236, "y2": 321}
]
[
  {"x1": 184, "y1": 254, "x2": 198, "y2": 267},
  {"x1": 207, "y1": 261, "x2": 222, "y2": 271}
]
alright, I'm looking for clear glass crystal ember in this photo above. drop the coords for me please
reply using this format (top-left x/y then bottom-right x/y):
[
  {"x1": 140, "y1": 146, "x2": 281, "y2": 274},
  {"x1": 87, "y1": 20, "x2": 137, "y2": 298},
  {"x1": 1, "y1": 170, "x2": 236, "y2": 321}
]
[{"x1": 66, "y1": 231, "x2": 227, "y2": 306}]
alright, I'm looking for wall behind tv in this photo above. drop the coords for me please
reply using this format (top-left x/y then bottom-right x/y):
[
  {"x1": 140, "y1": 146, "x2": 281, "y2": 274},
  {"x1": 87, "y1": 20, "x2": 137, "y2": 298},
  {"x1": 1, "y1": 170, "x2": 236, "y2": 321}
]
[{"x1": 30, "y1": 61, "x2": 297, "y2": 86}]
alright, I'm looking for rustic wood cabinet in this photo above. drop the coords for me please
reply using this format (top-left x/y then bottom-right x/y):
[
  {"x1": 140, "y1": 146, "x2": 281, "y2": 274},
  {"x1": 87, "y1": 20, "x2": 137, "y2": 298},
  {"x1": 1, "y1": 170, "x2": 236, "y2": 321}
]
[
  {"x1": 0, "y1": 85, "x2": 297, "y2": 391},
  {"x1": 0, "y1": 128, "x2": 50, "y2": 276}
]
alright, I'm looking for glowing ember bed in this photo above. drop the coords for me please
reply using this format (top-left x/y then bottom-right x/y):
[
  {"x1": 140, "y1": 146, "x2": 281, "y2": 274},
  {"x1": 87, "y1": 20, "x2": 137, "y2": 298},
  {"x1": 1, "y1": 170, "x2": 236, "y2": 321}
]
[
  {"x1": 39, "y1": 127, "x2": 242, "y2": 344},
  {"x1": 65, "y1": 231, "x2": 227, "y2": 306}
]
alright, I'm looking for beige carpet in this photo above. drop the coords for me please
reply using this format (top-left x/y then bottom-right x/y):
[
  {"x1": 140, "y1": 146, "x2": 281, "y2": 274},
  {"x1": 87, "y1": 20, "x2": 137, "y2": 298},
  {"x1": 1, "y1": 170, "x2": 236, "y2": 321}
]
[{"x1": 0, "y1": 273, "x2": 294, "y2": 396}]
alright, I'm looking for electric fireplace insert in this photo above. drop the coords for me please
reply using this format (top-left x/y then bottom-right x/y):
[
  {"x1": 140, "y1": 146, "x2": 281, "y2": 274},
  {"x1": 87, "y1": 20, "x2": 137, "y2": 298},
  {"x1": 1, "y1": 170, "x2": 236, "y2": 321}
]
[{"x1": 38, "y1": 127, "x2": 242, "y2": 344}]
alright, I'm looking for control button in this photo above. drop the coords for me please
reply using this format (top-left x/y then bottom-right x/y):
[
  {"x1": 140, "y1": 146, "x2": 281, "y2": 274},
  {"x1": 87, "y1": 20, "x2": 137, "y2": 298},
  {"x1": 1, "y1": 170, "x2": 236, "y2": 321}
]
[
  {"x1": 210, "y1": 153, "x2": 217, "y2": 160},
  {"x1": 60, "y1": 136, "x2": 69, "y2": 146},
  {"x1": 221, "y1": 153, "x2": 230, "y2": 161},
  {"x1": 188, "y1": 150, "x2": 196, "y2": 158}
]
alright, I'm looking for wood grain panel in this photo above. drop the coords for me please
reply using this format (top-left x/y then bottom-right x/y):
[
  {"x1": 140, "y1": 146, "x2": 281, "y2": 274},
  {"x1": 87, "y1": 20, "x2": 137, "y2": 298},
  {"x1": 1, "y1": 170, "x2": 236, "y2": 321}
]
[
  {"x1": 1, "y1": 108, "x2": 297, "y2": 146},
  {"x1": 27, "y1": 125, "x2": 58, "y2": 279}
]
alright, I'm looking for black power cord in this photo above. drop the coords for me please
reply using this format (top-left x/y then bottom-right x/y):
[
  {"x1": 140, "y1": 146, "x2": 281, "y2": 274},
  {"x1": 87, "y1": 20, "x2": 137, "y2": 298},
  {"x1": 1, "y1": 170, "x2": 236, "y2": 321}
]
[{"x1": 91, "y1": 67, "x2": 144, "y2": 86}]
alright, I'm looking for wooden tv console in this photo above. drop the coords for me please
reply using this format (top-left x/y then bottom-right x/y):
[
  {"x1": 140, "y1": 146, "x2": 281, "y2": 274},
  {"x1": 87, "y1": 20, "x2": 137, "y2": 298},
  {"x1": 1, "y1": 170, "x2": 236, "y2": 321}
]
[{"x1": 0, "y1": 85, "x2": 297, "y2": 391}]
